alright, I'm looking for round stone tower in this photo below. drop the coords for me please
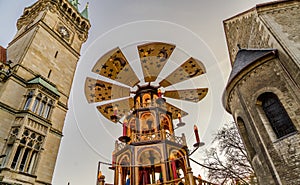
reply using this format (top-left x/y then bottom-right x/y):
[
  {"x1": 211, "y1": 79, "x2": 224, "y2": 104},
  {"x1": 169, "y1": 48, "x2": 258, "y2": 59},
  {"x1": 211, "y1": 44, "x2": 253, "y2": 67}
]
[{"x1": 223, "y1": 1, "x2": 300, "y2": 184}]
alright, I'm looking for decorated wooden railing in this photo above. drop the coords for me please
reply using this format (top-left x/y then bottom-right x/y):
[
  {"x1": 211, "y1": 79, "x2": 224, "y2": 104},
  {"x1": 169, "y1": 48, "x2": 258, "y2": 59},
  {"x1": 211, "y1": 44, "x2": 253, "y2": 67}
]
[{"x1": 114, "y1": 130, "x2": 187, "y2": 152}]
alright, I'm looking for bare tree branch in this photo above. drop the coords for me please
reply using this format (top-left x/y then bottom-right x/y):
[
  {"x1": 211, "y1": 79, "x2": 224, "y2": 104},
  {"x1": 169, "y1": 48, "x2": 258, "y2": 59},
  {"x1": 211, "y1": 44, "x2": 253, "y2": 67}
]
[{"x1": 200, "y1": 122, "x2": 256, "y2": 185}]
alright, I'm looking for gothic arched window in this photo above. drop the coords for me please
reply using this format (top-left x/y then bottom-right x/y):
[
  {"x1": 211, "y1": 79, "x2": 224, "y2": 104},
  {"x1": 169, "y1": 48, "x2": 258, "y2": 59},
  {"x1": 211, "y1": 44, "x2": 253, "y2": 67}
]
[
  {"x1": 10, "y1": 129, "x2": 44, "y2": 173},
  {"x1": 44, "y1": 100, "x2": 53, "y2": 119},
  {"x1": 236, "y1": 117, "x2": 256, "y2": 160},
  {"x1": 38, "y1": 97, "x2": 47, "y2": 116},
  {"x1": 24, "y1": 91, "x2": 34, "y2": 110},
  {"x1": 32, "y1": 93, "x2": 42, "y2": 113},
  {"x1": 258, "y1": 92, "x2": 297, "y2": 139}
]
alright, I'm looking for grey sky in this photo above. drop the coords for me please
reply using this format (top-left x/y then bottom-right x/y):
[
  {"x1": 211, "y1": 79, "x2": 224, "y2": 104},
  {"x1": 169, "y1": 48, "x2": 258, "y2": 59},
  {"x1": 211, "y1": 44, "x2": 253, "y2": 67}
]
[{"x1": 0, "y1": 0, "x2": 271, "y2": 184}]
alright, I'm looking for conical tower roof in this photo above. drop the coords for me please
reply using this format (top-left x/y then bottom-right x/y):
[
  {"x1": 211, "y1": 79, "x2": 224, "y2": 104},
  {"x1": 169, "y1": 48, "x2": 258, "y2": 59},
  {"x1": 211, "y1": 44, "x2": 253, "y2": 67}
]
[{"x1": 81, "y1": 2, "x2": 89, "y2": 19}]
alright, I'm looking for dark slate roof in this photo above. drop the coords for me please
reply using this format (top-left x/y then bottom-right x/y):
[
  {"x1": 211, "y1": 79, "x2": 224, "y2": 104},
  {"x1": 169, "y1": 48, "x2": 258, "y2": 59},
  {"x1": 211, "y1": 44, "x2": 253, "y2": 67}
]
[
  {"x1": 223, "y1": 48, "x2": 277, "y2": 113},
  {"x1": 227, "y1": 48, "x2": 277, "y2": 84}
]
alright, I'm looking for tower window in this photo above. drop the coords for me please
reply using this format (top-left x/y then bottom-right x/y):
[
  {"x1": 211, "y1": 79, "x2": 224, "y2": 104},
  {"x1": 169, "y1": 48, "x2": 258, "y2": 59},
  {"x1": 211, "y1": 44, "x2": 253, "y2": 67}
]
[
  {"x1": 24, "y1": 91, "x2": 34, "y2": 110},
  {"x1": 38, "y1": 97, "x2": 47, "y2": 116},
  {"x1": 30, "y1": 93, "x2": 54, "y2": 119},
  {"x1": 26, "y1": 151, "x2": 37, "y2": 173},
  {"x1": 11, "y1": 146, "x2": 22, "y2": 169},
  {"x1": 9, "y1": 128, "x2": 44, "y2": 173},
  {"x1": 258, "y1": 92, "x2": 297, "y2": 139},
  {"x1": 236, "y1": 118, "x2": 256, "y2": 160},
  {"x1": 1, "y1": 144, "x2": 12, "y2": 167},
  {"x1": 44, "y1": 100, "x2": 53, "y2": 119},
  {"x1": 32, "y1": 93, "x2": 42, "y2": 113},
  {"x1": 24, "y1": 90, "x2": 55, "y2": 116},
  {"x1": 19, "y1": 148, "x2": 30, "y2": 171}
]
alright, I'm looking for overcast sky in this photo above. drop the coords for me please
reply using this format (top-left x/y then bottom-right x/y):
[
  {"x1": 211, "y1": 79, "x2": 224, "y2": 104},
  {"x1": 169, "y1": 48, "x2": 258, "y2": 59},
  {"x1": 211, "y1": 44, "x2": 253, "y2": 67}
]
[{"x1": 0, "y1": 0, "x2": 272, "y2": 184}]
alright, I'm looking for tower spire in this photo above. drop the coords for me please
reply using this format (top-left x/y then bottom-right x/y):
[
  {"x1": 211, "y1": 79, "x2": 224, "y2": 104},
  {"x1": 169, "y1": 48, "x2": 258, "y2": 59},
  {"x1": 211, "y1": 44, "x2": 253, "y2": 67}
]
[{"x1": 81, "y1": 2, "x2": 89, "y2": 19}]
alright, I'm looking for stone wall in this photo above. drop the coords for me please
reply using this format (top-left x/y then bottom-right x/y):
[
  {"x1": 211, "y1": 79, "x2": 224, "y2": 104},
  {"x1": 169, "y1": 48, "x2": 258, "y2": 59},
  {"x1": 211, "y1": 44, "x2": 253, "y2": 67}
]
[{"x1": 224, "y1": 1, "x2": 300, "y2": 184}]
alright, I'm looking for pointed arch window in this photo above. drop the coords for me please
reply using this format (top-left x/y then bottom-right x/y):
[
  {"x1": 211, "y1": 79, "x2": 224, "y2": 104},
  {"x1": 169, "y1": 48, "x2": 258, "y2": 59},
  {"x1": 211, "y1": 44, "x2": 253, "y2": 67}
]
[
  {"x1": 236, "y1": 117, "x2": 256, "y2": 160},
  {"x1": 32, "y1": 93, "x2": 42, "y2": 113},
  {"x1": 11, "y1": 146, "x2": 23, "y2": 169},
  {"x1": 38, "y1": 97, "x2": 47, "y2": 116},
  {"x1": 9, "y1": 128, "x2": 44, "y2": 173},
  {"x1": 44, "y1": 100, "x2": 53, "y2": 119},
  {"x1": 29, "y1": 93, "x2": 55, "y2": 119},
  {"x1": 19, "y1": 148, "x2": 30, "y2": 171},
  {"x1": 258, "y1": 92, "x2": 297, "y2": 139},
  {"x1": 1, "y1": 127, "x2": 19, "y2": 167},
  {"x1": 24, "y1": 91, "x2": 34, "y2": 110}
]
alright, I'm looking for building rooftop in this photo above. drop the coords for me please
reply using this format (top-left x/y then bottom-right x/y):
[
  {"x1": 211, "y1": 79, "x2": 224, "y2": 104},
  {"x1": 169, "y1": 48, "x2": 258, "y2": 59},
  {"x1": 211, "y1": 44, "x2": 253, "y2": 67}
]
[
  {"x1": 28, "y1": 77, "x2": 60, "y2": 96},
  {"x1": 227, "y1": 48, "x2": 277, "y2": 84}
]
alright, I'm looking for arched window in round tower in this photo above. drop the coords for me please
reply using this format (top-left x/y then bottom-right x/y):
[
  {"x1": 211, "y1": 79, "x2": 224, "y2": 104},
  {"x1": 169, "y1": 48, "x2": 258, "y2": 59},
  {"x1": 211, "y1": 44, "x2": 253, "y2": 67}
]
[
  {"x1": 236, "y1": 117, "x2": 256, "y2": 160},
  {"x1": 257, "y1": 92, "x2": 297, "y2": 139}
]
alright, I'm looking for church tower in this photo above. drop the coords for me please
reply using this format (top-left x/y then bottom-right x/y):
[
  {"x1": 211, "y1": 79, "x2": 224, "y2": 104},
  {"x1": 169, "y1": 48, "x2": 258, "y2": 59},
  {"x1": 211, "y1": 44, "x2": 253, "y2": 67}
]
[
  {"x1": 0, "y1": 0, "x2": 90, "y2": 184},
  {"x1": 223, "y1": 1, "x2": 300, "y2": 184}
]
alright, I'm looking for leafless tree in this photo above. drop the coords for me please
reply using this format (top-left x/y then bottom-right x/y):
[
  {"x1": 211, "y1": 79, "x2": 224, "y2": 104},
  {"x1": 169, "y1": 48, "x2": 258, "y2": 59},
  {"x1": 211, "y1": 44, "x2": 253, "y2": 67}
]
[{"x1": 202, "y1": 123, "x2": 256, "y2": 185}]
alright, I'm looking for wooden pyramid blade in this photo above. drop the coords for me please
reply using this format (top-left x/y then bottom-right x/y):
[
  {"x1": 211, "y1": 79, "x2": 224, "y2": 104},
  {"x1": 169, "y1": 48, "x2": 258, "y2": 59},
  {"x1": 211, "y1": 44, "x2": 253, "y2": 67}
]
[
  {"x1": 92, "y1": 47, "x2": 140, "y2": 87},
  {"x1": 85, "y1": 77, "x2": 130, "y2": 103},
  {"x1": 138, "y1": 42, "x2": 175, "y2": 82},
  {"x1": 97, "y1": 98, "x2": 134, "y2": 123},
  {"x1": 159, "y1": 57, "x2": 206, "y2": 87},
  {"x1": 165, "y1": 102, "x2": 188, "y2": 119},
  {"x1": 164, "y1": 88, "x2": 208, "y2": 103}
]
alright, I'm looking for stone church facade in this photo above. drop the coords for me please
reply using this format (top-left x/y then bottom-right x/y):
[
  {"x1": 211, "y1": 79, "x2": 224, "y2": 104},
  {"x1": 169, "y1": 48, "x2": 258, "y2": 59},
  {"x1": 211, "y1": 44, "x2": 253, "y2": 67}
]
[
  {"x1": 0, "y1": 0, "x2": 90, "y2": 184},
  {"x1": 223, "y1": 0, "x2": 300, "y2": 184}
]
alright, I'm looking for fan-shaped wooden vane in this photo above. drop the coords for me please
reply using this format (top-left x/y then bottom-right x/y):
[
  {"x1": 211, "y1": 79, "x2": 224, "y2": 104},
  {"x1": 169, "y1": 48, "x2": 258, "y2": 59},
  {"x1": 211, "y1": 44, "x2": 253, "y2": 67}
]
[
  {"x1": 163, "y1": 102, "x2": 188, "y2": 119},
  {"x1": 164, "y1": 88, "x2": 208, "y2": 103},
  {"x1": 159, "y1": 57, "x2": 206, "y2": 87},
  {"x1": 96, "y1": 98, "x2": 134, "y2": 123},
  {"x1": 85, "y1": 42, "x2": 208, "y2": 123},
  {"x1": 85, "y1": 77, "x2": 130, "y2": 103},
  {"x1": 92, "y1": 47, "x2": 140, "y2": 87},
  {"x1": 138, "y1": 42, "x2": 175, "y2": 82}
]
